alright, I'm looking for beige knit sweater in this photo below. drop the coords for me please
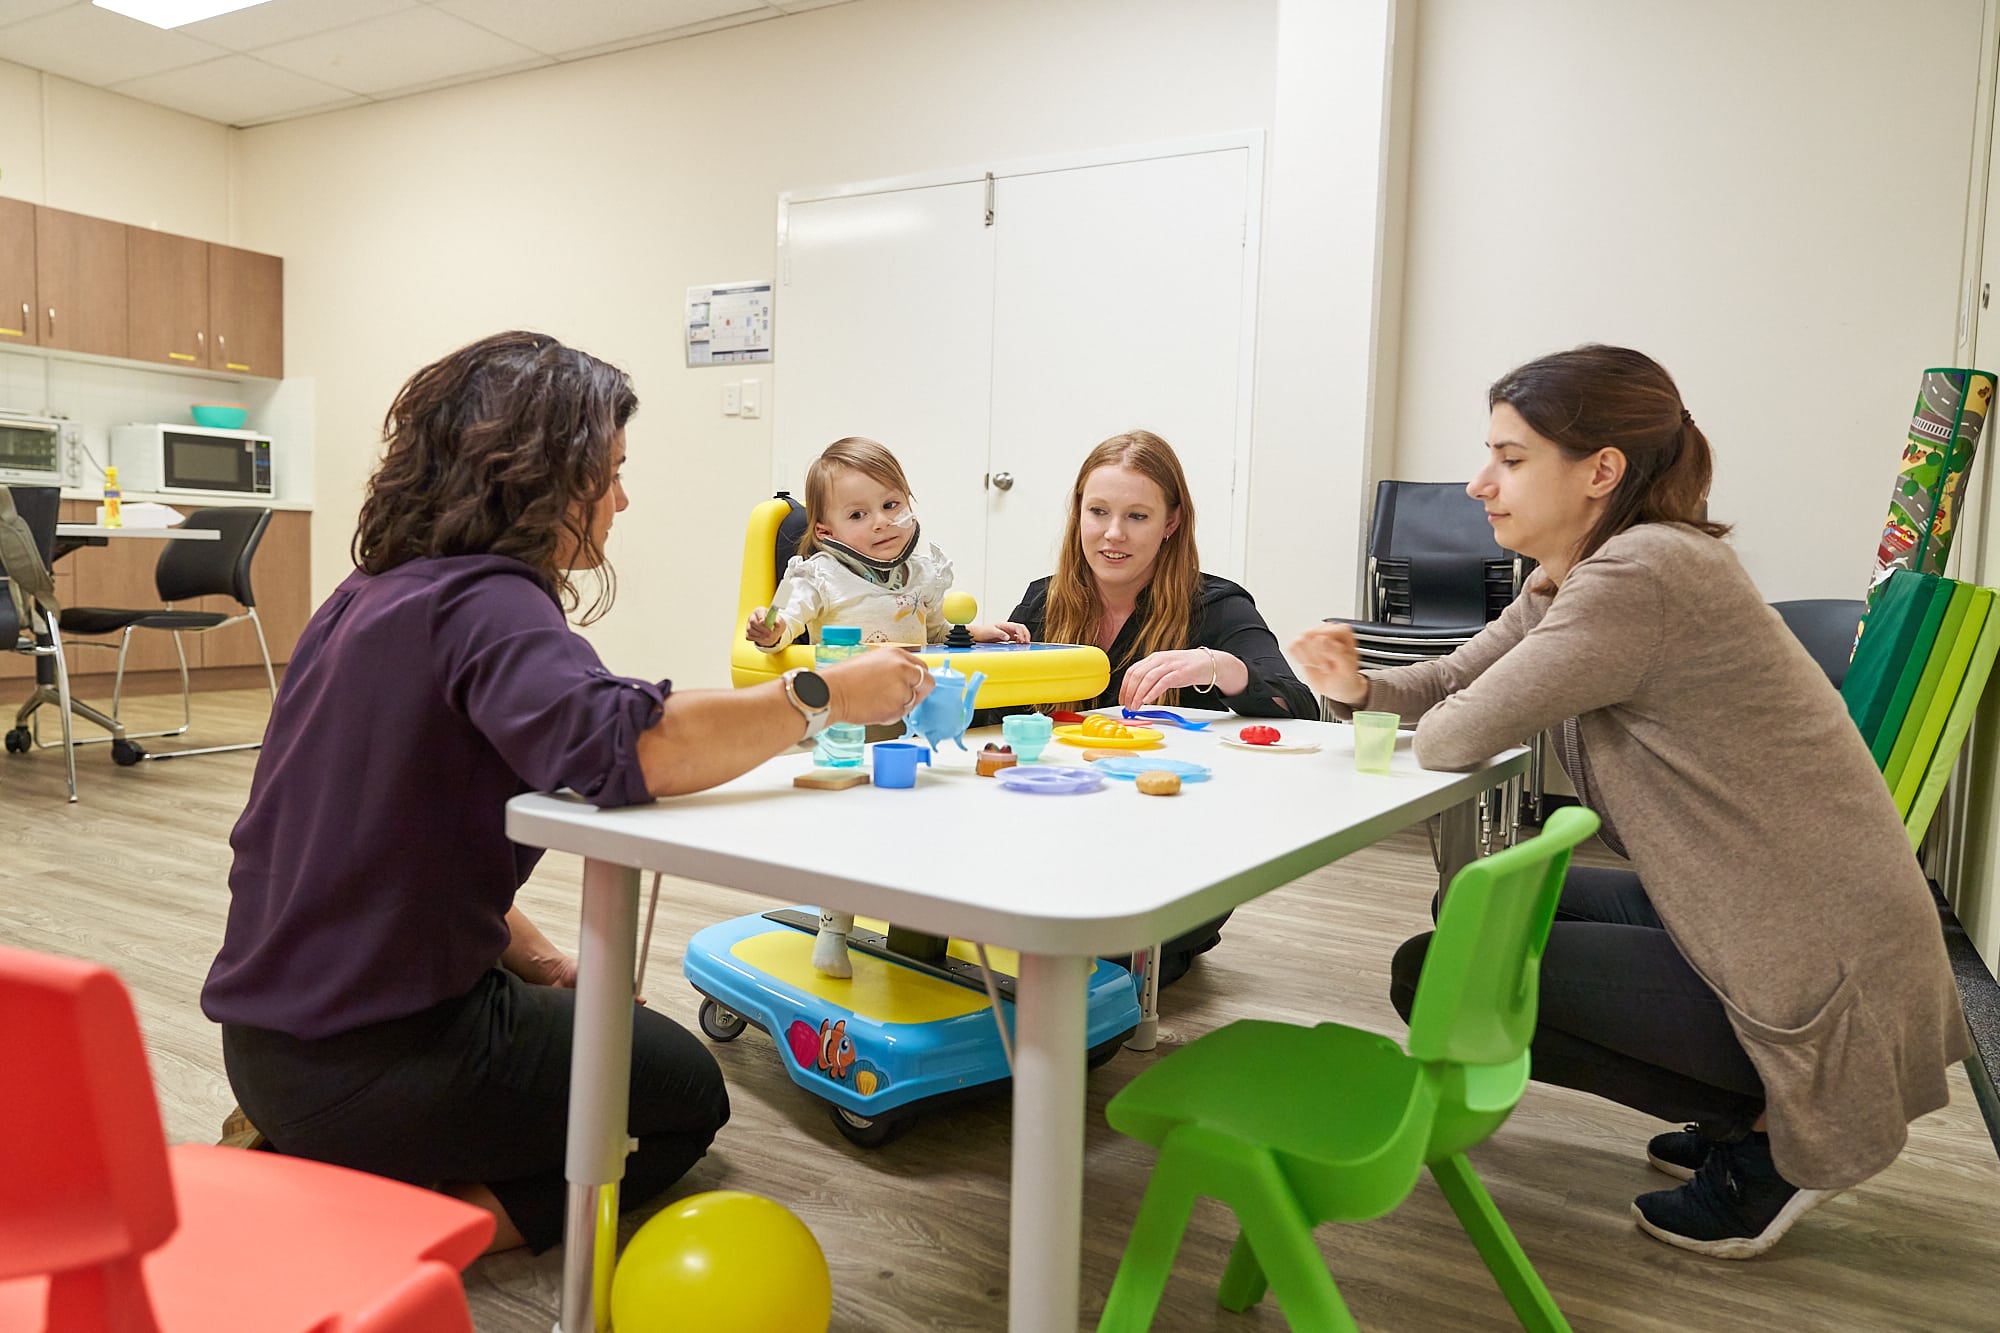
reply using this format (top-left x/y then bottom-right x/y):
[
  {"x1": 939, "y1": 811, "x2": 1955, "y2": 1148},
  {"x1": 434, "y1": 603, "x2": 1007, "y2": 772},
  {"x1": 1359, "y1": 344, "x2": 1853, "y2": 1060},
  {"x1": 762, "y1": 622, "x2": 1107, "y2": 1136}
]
[{"x1": 1343, "y1": 523, "x2": 1971, "y2": 1189}]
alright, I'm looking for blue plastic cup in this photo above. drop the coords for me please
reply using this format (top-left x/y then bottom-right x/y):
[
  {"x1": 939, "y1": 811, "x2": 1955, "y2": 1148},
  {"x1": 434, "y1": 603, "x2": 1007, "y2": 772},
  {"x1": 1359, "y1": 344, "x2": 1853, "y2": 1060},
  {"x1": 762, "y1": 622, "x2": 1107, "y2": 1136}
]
[
  {"x1": 1001, "y1": 713, "x2": 1054, "y2": 762},
  {"x1": 872, "y1": 741, "x2": 931, "y2": 788}
]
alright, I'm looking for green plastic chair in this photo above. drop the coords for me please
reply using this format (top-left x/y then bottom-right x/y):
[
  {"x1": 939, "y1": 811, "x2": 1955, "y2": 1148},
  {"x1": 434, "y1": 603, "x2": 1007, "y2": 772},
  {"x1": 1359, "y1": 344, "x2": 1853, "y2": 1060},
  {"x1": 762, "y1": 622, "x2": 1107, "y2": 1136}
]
[{"x1": 1097, "y1": 806, "x2": 1601, "y2": 1332}]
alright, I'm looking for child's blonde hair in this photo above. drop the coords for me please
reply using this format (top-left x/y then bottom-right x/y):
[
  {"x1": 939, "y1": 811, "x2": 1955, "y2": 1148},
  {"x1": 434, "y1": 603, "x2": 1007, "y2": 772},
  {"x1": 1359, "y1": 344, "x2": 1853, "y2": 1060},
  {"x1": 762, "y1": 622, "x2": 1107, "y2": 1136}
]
[{"x1": 798, "y1": 436, "x2": 916, "y2": 559}]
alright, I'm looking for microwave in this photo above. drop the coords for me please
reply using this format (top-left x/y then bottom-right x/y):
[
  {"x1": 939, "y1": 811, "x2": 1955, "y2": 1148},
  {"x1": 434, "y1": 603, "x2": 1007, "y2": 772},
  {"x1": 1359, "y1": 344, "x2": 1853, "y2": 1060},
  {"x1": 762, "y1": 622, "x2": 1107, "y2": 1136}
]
[
  {"x1": 0, "y1": 412, "x2": 67, "y2": 487},
  {"x1": 112, "y1": 423, "x2": 274, "y2": 498}
]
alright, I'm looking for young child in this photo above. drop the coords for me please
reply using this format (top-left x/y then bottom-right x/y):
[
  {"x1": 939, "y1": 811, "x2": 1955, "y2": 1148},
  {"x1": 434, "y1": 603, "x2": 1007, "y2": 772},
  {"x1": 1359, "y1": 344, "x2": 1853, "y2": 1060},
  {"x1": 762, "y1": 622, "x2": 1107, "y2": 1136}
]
[{"x1": 746, "y1": 435, "x2": 1026, "y2": 977}]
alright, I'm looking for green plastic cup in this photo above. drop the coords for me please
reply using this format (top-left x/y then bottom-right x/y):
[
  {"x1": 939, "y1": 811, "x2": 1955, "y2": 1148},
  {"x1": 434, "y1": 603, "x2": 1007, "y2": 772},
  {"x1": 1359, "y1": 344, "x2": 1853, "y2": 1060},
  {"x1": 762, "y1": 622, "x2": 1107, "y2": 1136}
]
[{"x1": 1352, "y1": 710, "x2": 1399, "y2": 774}]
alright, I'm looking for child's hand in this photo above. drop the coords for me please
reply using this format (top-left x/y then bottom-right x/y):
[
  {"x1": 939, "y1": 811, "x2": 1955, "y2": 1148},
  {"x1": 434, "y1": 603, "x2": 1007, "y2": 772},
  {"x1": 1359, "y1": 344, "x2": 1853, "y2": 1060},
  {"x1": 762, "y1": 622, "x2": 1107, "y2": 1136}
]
[
  {"x1": 745, "y1": 608, "x2": 784, "y2": 648},
  {"x1": 970, "y1": 621, "x2": 1031, "y2": 644}
]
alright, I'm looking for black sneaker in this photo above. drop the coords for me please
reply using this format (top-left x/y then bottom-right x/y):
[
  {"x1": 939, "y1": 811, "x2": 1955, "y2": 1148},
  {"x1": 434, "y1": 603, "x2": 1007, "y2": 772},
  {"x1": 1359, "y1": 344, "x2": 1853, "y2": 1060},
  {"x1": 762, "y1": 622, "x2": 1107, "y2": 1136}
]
[
  {"x1": 1631, "y1": 1132, "x2": 1837, "y2": 1259},
  {"x1": 1646, "y1": 1124, "x2": 1714, "y2": 1181}
]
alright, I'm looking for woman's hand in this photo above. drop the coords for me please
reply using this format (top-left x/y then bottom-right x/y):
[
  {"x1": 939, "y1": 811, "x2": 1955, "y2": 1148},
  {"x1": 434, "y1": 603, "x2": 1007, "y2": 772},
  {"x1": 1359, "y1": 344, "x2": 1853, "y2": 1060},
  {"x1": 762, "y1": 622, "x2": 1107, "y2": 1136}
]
[
  {"x1": 969, "y1": 620, "x2": 1031, "y2": 644},
  {"x1": 744, "y1": 608, "x2": 784, "y2": 648},
  {"x1": 1288, "y1": 623, "x2": 1369, "y2": 707},
  {"x1": 1119, "y1": 647, "x2": 1247, "y2": 707},
  {"x1": 823, "y1": 645, "x2": 934, "y2": 725}
]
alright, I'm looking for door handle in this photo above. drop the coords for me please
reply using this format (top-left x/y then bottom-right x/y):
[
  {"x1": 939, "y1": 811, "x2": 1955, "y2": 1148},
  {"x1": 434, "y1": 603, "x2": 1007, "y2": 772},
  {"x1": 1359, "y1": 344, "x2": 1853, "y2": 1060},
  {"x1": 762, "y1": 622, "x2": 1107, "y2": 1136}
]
[{"x1": 989, "y1": 471, "x2": 1014, "y2": 491}]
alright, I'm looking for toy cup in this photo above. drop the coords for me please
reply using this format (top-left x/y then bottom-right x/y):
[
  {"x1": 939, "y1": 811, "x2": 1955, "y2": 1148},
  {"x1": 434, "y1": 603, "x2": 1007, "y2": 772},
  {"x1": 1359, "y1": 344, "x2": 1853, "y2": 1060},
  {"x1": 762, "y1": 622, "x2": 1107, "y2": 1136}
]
[
  {"x1": 1001, "y1": 713, "x2": 1054, "y2": 761},
  {"x1": 872, "y1": 741, "x2": 931, "y2": 788},
  {"x1": 1352, "y1": 711, "x2": 1399, "y2": 774}
]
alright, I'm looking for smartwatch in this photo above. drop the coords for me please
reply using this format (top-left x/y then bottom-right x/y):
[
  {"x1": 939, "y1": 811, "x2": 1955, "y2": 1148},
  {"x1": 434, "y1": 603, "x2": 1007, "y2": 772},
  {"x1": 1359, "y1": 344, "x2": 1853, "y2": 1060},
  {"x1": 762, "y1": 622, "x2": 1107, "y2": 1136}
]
[{"x1": 780, "y1": 668, "x2": 833, "y2": 739}]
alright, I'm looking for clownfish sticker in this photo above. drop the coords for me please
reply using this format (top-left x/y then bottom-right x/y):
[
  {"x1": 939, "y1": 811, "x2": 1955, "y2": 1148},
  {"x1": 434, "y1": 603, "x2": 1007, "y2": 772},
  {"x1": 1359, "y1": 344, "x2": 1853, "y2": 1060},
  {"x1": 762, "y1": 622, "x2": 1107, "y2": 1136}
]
[{"x1": 816, "y1": 1019, "x2": 856, "y2": 1080}]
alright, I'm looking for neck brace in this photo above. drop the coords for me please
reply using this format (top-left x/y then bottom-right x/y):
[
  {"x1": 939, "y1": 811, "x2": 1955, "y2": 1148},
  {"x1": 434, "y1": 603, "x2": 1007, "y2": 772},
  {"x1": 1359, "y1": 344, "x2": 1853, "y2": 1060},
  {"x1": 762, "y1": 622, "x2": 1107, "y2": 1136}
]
[{"x1": 821, "y1": 520, "x2": 921, "y2": 587}]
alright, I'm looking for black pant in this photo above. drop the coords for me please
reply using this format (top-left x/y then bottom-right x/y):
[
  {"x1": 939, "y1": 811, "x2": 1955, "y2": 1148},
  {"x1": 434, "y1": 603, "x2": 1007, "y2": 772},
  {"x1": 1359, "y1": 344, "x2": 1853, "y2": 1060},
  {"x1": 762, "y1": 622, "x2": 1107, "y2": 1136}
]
[
  {"x1": 222, "y1": 969, "x2": 730, "y2": 1252},
  {"x1": 1390, "y1": 865, "x2": 1764, "y2": 1138}
]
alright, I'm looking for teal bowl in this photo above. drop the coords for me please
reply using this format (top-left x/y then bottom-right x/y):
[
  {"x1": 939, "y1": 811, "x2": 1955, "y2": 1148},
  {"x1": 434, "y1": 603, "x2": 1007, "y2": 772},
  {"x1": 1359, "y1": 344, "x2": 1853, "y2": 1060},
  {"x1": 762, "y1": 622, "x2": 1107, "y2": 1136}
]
[{"x1": 191, "y1": 403, "x2": 248, "y2": 430}]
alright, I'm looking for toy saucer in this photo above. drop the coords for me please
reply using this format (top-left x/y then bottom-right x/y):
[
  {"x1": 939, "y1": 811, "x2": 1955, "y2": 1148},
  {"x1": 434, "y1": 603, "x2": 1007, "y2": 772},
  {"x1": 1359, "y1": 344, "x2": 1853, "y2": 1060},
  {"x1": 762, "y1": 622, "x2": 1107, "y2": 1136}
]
[
  {"x1": 995, "y1": 764, "x2": 1105, "y2": 794},
  {"x1": 1218, "y1": 733, "x2": 1321, "y2": 753},
  {"x1": 1053, "y1": 724, "x2": 1163, "y2": 750},
  {"x1": 1089, "y1": 755, "x2": 1211, "y2": 782}
]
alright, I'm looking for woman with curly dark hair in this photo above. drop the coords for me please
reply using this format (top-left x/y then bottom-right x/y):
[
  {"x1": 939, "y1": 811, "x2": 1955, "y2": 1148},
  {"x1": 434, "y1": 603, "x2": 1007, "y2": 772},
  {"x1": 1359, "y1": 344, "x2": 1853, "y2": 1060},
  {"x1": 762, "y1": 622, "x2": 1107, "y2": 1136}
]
[{"x1": 202, "y1": 331, "x2": 930, "y2": 1253}]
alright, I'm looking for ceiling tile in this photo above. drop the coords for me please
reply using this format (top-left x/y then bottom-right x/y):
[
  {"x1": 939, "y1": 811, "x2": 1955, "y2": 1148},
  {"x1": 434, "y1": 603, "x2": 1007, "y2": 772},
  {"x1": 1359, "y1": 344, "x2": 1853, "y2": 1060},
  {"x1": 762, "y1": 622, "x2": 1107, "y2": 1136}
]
[
  {"x1": 178, "y1": 0, "x2": 419, "y2": 54},
  {"x1": 0, "y1": 0, "x2": 74, "y2": 29},
  {"x1": 0, "y1": 3, "x2": 229, "y2": 86},
  {"x1": 250, "y1": 4, "x2": 546, "y2": 96},
  {"x1": 428, "y1": 0, "x2": 760, "y2": 56},
  {"x1": 110, "y1": 51, "x2": 354, "y2": 124}
]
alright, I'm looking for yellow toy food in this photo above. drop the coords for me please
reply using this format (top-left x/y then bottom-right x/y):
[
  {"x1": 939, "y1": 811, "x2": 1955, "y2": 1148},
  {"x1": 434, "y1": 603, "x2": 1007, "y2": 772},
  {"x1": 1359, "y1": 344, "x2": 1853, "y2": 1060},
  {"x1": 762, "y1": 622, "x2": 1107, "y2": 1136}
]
[
  {"x1": 941, "y1": 589, "x2": 977, "y2": 625},
  {"x1": 1135, "y1": 771, "x2": 1182, "y2": 796},
  {"x1": 1080, "y1": 715, "x2": 1133, "y2": 738}
]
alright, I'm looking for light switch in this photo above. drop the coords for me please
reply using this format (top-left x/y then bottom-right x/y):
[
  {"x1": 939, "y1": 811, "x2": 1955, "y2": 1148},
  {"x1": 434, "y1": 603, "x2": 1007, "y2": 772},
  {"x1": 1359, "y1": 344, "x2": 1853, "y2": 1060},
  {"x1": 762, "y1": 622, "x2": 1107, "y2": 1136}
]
[
  {"x1": 741, "y1": 379, "x2": 761, "y2": 418},
  {"x1": 722, "y1": 382, "x2": 741, "y2": 415}
]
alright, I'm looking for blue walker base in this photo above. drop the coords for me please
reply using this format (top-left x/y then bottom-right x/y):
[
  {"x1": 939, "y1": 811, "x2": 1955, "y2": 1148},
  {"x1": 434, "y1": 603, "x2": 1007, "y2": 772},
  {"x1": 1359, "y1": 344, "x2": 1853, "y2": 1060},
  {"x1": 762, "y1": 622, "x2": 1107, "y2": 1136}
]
[{"x1": 683, "y1": 908, "x2": 1142, "y2": 1147}]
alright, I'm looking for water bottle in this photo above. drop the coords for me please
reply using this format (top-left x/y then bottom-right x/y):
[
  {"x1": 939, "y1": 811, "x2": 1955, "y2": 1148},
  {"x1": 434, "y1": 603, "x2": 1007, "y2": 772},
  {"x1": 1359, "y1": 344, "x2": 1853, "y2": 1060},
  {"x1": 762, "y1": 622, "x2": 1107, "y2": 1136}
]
[
  {"x1": 812, "y1": 625, "x2": 865, "y2": 767},
  {"x1": 102, "y1": 465, "x2": 123, "y2": 529}
]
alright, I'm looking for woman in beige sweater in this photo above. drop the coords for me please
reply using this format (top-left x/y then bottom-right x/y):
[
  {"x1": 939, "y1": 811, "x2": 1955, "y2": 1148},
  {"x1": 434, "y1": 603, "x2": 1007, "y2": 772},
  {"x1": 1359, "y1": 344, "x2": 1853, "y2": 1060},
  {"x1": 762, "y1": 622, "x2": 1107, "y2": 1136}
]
[{"x1": 1291, "y1": 344, "x2": 1970, "y2": 1259}]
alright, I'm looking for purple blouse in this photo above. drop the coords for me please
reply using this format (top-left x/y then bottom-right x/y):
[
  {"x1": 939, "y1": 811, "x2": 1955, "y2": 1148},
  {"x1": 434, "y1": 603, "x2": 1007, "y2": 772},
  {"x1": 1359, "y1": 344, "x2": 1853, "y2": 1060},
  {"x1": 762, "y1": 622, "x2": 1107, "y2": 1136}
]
[{"x1": 202, "y1": 555, "x2": 667, "y2": 1039}]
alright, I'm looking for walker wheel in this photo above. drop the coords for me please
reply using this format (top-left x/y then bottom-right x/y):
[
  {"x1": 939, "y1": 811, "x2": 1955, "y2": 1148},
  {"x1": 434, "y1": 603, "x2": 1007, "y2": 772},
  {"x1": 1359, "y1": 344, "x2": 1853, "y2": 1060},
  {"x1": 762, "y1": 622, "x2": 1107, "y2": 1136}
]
[
  {"x1": 697, "y1": 997, "x2": 748, "y2": 1042},
  {"x1": 830, "y1": 1103, "x2": 915, "y2": 1149},
  {"x1": 111, "y1": 739, "x2": 145, "y2": 766},
  {"x1": 3, "y1": 727, "x2": 27, "y2": 754}
]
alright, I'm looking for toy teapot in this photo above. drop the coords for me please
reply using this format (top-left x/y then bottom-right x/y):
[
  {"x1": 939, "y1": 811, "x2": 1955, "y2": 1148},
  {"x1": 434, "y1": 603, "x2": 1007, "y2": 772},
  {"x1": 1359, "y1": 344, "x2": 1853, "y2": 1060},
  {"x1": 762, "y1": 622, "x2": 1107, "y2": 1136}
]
[{"x1": 901, "y1": 661, "x2": 987, "y2": 751}]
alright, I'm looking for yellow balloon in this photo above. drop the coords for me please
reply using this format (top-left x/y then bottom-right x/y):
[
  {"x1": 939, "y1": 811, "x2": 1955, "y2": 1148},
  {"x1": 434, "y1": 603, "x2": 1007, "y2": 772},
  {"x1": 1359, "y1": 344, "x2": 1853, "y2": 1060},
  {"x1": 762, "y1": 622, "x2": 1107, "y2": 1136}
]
[
  {"x1": 611, "y1": 1190, "x2": 832, "y2": 1333},
  {"x1": 940, "y1": 590, "x2": 977, "y2": 625}
]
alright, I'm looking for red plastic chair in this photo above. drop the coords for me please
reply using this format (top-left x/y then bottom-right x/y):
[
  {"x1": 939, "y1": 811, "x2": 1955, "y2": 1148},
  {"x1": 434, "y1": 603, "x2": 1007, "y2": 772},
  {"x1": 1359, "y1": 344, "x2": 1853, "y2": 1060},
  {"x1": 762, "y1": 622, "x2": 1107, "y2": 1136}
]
[{"x1": 0, "y1": 944, "x2": 494, "y2": 1333}]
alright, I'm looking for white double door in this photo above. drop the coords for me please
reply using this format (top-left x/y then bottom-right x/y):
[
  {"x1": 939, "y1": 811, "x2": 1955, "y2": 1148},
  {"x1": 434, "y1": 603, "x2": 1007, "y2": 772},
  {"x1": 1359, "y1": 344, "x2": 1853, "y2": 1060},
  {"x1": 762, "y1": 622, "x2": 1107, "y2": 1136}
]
[{"x1": 773, "y1": 138, "x2": 1260, "y2": 622}]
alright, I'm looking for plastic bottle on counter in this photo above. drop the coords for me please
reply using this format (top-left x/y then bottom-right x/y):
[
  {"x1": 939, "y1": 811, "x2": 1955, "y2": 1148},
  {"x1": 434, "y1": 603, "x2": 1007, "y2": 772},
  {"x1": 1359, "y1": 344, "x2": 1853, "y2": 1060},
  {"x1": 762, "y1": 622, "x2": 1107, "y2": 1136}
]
[
  {"x1": 812, "y1": 625, "x2": 865, "y2": 767},
  {"x1": 102, "y1": 465, "x2": 122, "y2": 529}
]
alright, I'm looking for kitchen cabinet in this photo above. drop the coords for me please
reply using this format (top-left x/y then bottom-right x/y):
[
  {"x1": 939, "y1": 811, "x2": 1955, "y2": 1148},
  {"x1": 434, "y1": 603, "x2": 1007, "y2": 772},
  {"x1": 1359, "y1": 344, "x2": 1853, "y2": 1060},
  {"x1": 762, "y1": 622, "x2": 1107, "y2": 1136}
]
[
  {"x1": 128, "y1": 232, "x2": 285, "y2": 378},
  {"x1": 36, "y1": 208, "x2": 127, "y2": 359},
  {"x1": 128, "y1": 228, "x2": 210, "y2": 369},
  {"x1": 0, "y1": 197, "x2": 35, "y2": 348},
  {"x1": 208, "y1": 243, "x2": 283, "y2": 378}
]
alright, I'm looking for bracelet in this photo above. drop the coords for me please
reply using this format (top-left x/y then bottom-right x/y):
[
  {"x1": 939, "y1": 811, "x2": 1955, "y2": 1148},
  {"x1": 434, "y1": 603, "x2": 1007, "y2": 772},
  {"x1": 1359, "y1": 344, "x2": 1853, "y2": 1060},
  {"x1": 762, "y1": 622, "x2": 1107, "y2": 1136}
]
[{"x1": 1198, "y1": 646, "x2": 1219, "y2": 693}]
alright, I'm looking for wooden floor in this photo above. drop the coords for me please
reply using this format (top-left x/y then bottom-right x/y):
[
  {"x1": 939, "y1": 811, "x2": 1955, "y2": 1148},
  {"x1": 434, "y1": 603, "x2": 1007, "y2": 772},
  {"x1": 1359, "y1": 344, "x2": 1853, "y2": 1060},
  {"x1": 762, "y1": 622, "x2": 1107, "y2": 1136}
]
[{"x1": 7, "y1": 688, "x2": 1999, "y2": 1332}]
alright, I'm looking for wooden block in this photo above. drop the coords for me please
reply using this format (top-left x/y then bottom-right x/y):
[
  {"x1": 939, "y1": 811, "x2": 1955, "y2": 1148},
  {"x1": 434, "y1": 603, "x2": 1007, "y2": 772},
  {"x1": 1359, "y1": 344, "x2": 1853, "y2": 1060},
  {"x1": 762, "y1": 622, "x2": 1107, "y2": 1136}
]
[{"x1": 793, "y1": 768, "x2": 872, "y2": 790}]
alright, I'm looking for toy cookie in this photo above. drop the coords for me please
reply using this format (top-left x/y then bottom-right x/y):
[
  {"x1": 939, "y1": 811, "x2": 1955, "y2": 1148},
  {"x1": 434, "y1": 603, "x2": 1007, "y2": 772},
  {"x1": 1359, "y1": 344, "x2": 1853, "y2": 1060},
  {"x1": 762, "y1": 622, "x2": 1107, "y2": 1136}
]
[{"x1": 1135, "y1": 770, "x2": 1182, "y2": 796}]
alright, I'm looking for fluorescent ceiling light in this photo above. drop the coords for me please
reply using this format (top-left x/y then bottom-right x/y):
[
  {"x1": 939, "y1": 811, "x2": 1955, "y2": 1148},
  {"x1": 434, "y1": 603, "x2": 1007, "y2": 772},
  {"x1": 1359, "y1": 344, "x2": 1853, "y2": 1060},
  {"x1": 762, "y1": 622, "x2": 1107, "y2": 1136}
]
[{"x1": 93, "y1": 0, "x2": 274, "y2": 29}]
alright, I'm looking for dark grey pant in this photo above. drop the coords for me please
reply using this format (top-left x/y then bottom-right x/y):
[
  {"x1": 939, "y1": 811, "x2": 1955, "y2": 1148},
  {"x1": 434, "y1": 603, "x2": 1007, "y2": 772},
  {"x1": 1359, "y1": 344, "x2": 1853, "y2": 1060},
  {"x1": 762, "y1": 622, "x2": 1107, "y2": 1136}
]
[
  {"x1": 1390, "y1": 864, "x2": 1765, "y2": 1137},
  {"x1": 223, "y1": 968, "x2": 730, "y2": 1252}
]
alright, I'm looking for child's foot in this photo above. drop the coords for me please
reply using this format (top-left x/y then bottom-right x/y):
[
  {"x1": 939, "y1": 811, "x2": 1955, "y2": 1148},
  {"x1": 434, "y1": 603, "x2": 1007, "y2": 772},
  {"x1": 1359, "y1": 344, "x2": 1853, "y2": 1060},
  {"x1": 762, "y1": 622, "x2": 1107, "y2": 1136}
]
[
  {"x1": 812, "y1": 929, "x2": 854, "y2": 979},
  {"x1": 1631, "y1": 1132, "x2": 1837, "y2": 1258}
]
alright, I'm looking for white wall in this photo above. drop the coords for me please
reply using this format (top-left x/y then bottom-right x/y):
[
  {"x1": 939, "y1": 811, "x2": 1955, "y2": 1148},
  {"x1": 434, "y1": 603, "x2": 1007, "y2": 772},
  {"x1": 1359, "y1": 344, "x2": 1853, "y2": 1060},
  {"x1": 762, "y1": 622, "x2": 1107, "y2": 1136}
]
[
  {"x1": 229, "y1": 0, "x2": 1288, "y2": 685},
  {"x1": 1391, "y1": 0, "x2": 1987, "y2": 603},
  {"x1": 0, "y1": 60, "x2": 229, "y2": 237}
]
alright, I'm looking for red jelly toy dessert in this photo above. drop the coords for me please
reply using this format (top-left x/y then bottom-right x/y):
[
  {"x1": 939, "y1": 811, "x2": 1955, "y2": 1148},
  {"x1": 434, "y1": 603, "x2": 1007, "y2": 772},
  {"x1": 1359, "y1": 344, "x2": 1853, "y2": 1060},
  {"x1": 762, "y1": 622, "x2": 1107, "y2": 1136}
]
[{"x1": 1239, "y1": 725, "x2": 1281, "y2": 746}]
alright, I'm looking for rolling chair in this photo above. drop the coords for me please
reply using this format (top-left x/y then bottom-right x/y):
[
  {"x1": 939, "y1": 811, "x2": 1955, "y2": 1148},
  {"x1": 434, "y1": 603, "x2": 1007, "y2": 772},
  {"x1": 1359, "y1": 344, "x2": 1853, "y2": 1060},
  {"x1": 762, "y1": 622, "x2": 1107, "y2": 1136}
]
[
  {"x1": 55, "y1": 506, "x2": 277, "y2": 762},
  {"x1": 0, "y1": 484, "x2": 140, "y2": 803},
  {"x1": 0, "y1": 942, "x2": 493, "y2": 1333}
]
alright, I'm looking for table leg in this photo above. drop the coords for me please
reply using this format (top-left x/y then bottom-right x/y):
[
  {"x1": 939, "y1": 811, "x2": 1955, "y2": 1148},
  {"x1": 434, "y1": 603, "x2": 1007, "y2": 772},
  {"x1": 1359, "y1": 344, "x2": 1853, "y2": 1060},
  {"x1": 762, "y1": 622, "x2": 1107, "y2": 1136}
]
[
  {"x1": 1124, "y1": 945, "x2": 1161, "y2": 1052},
  {"x1": 558, "y1": 858, "x2": 641, "y2": 1333},
  {"x1": 1438, "y1": 796, "x2": 1481, "y2": 894},
  {"x1": 1010, "y1": 952, "x2": 1091, "y2": 1333}
]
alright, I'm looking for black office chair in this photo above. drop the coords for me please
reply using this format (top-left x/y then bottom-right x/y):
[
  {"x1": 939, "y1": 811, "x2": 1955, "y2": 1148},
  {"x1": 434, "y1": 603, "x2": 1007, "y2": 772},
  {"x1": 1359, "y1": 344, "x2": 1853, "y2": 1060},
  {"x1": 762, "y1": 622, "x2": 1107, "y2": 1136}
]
[
  {"x1": 1324, "y1": 480, "x2": 1534, "y2": 840},
  {"x1": 57, "y1": 507, "x2": 276, "y2": 762},
  {"x1": 1331, "y1": 481, "x2": 1525, "y2": 668},
  {"x1": 0, "y1": 486, "x2": 139, "y2": 802},
  {"x1": 1772, "y1": 598, "x2": 1863, "y2": 689}
]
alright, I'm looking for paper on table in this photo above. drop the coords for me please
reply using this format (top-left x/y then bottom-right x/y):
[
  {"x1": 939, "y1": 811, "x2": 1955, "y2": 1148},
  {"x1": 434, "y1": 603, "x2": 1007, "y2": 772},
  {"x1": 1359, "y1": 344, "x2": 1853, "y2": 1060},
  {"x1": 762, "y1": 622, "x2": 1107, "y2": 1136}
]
[{"x1": 96, "y1": 501, "x2": 184, "y2": 528}]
